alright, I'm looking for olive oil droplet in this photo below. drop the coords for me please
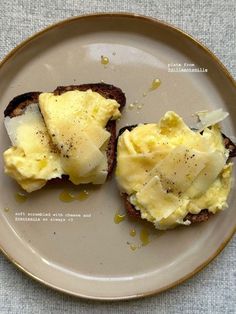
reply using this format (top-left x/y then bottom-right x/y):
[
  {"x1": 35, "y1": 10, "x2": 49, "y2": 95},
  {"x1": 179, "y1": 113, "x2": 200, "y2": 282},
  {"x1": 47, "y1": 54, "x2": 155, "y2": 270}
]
[
  {"x1": 128, "y1": 103, "x2": 135, "y2": 110},
  {"x1": 75, "y1": 190, "x2": 89, "y2": 201},
  {"x1": 59, "y1": 190, "x2": 74, "y2": 202},
  {"x1": 130, "y1": 244, "x2": 137, "y2": 251},
  {"x1": 101, "y1": 55, "x2": 109, "y2": 65},
  {"x1": 150, "y1": 78, "x2": 161, "y2": 91},
  {"x1": 140, "y1": 228, "x2": 150, "y2": 246},
  {"x1": 15, "y1": 192, "x2": 28, "y2": 203},
  {"x1": 114, "y1": 212, "x2": 126, "y2": 224},
  {"x1": 129, "y1": 229, "x2": 136, "y2": 237},
  {"x1": 4, "y1": 207, "x2": 10, "y2": 212},
  {"x1": 137, "y1": 103, "x2": 143, "y2": 110}
]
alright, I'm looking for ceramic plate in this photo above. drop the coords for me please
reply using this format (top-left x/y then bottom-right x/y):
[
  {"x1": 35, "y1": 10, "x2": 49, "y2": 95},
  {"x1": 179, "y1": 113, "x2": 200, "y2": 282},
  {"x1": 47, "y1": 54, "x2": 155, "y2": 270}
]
[{"x1": 0, "y1": 13, "x2": 235, "y2": 300}]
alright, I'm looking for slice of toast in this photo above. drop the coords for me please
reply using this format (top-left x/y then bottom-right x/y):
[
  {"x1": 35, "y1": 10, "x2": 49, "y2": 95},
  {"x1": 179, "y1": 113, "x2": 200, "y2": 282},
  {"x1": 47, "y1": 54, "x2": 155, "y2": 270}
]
[
  {"x1": 4, "y1": 83, "x2": 126, "y2": 181},
  {"x1": 117, "y1": 125, "x2": 236, "y2": 224}
]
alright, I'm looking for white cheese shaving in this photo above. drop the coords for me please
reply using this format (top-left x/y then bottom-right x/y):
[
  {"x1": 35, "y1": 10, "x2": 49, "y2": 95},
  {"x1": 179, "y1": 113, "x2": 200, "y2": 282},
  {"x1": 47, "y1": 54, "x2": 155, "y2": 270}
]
[{"x1": 196, "y1": 108, "x2": 229, "y2": 132}]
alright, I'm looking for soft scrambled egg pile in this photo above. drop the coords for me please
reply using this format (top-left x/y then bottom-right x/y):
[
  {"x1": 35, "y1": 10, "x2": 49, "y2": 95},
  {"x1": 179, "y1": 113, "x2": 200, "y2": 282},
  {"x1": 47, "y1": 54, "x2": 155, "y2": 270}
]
[
  {"x1": 3, "y1": 90, "x2": 121, "y2": 192},
  {"x1": 116, "y1": 111, "x2": 232, "y2": 230},
  {"x1": 4, "y1": 104, "x2": 63, "y2": 192},
  {"x1": 39, "y1": 90, "x2": 120, "y2": 185}
]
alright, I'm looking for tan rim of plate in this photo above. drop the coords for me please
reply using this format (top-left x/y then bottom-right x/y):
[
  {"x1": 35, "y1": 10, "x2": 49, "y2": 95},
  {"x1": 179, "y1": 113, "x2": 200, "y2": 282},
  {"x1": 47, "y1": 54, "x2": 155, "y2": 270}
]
[{"x1": 0, "y1": 12, "x2": 235, "y2": 301}]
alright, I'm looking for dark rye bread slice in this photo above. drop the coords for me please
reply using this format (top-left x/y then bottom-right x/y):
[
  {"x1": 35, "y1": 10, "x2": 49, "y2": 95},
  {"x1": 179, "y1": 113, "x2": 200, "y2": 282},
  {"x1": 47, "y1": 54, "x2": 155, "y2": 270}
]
[
  {"x1": 118, "y1": 125, "x2": 236, "y2": 224},
  {"x1": 4, "y1": 83, "x2": 126, "y2": 180}
]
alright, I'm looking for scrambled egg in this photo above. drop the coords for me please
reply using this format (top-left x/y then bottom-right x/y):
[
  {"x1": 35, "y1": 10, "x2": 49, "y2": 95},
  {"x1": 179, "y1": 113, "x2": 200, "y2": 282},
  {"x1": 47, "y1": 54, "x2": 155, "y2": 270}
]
[
  {"x1": 39, "y1": 90, "x2": 120, "y2": 184},
  {"x1": 3, "y1": 104, "x2": 63, "y2": 192},
  {"x1": 116, "y1": 111, "x2": 232, "y2": 230},
  {"x1": 3, "y1": 90, "x2": 121, "y2": 192}
]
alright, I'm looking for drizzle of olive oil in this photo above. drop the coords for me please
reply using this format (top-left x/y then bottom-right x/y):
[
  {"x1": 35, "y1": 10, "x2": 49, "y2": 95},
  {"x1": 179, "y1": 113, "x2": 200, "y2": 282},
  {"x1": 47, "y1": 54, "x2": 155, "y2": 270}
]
[
  {"x1": 15, "y1": 192, "x2": 28, "y2": 203},
  {"x1": 129, "y1": 228, "x2": 136, "y2": 237},
  {"x1": 101, "y1": 55, "x2": 109, "y2": 65},
  {"x1": 137, "y1": 103, "x2": 143, "y2": 110},
  {"x1": 114, "y1": 212, "x2": 126, "y2": 224},
  {"x1": 59, "y1": 190, "x2": 74, "y2": 202},
  {"x1": 75, "y1": 190, "x2": 89, "y2": 201},
  {"x1": 140, "y1": 228, "x2": 150, "y2": 246},
  {"x1": 59, "y1": 189, "x2": 90, "y2": 202},
  {"x1": 4, "y1": 207, "x2": 10, "y2": 212},
  {"x1": 130, "y1": 244, "x2": 137, "y2": 251},
  {"x1": 149, "y1": 78, "x2": 161, "y2": 91},
  {"x1": 128, "y1": 103, "x2": 135, "y2": 110},
  {"x1": 128, "y1": 100, "x2": 144, "y2": 112}
]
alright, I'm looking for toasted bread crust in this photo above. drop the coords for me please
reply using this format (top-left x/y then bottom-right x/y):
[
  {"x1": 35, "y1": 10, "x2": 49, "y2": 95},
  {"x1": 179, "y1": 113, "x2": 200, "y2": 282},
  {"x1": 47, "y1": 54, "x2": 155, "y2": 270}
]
[
  {"x1": 4, "y1": 83, "x2": 126, "y2": 179},
  {"x1": 118, "y1": 125, "x2": 236, "y2": 224},
  {"x1": 4, "y1": 92, "x2": 41, "y2": 118},
  {"x1": 184, "y1": 209, "x2": 212, "y2": 223},
  {"x1": 105, "y1": 120, "x2": 117, "y2": 176},
  {"x1": 122, "y1": 193, "x2": 213, "y2": 224},
  {"x1": 222, "y1": 133, "x2": 236, "y2": 158}
]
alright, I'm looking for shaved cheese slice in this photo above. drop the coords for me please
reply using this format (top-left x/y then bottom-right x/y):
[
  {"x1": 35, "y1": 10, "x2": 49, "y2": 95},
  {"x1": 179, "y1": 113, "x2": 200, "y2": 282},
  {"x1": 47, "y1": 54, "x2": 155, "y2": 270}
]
[
  {"x1": 84, "y1": 123, "x2": 110, "y2": 148},
  {"x1": 135, "y1": 176, "x2": 182, "y2": 221},
  {"x1": 39, "y1": 93, "x2": 109, "y2": 183},
  {"x1": 146, "y1": 146, "x2": 208, "y2": 195},
  {"x1": 75, "y1": 150, "x2": 108, "y2": 184},
  {"x1": 185, "y1": 151, "x2": 226, "y2": 198},
  {"x1": 89, "y1": 163, "x2": 108, "y2": 184},
  {"x1": 116, "y1": 151, "x2": 169, "y2": 194},
  {"x1": 4, "y1": 103, "x2": 41, "y2": 147},
  {"x1": 60, "y1": 133, "x2": 104, "y2": 183},
  {"x1": 196, "y1": 109, "x2": 229, "y2": 132}
]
